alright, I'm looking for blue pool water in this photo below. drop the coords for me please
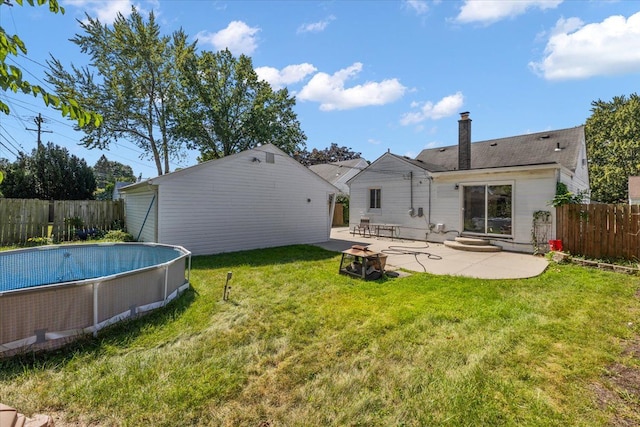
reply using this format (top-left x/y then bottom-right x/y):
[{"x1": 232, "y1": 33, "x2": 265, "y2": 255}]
[{"x1": 0, "y1": 244, "x2": 185, "y2": 292}]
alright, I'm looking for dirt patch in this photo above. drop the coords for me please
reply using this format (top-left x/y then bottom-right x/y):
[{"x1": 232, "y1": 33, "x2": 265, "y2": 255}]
[
  {"x1": 621, "y1": 338, "x2": 640, "y2": 359},
  {"x1": 591, "y1": 339, "x2": 640, "y2": 426},
  {"x1": 590, "y1": 284, "x2": 640, "y2": 426}
]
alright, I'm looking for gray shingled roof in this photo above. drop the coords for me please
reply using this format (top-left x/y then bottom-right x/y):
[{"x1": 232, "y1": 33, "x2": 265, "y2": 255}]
[
  {"x1": 386, "y1": 153, "x2": 440, "y2": 171},
  {"x1": 308, "y1": 158, "x2": 367, "y2": 185},
  {"x1": 415, "y1": 125, "x2": 585, "y2": 172}
]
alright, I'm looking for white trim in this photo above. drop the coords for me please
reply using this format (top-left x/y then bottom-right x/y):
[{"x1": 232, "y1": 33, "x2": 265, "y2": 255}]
[
  {"x1": 430, "y1": 163, "x2": 568, "y2": 178},
  {"x1": 459, "y1": 180, "x2": 515, "y2": 238},
  {"x1": 368, "y1": 187, "x2": 382, "y2": 210}
]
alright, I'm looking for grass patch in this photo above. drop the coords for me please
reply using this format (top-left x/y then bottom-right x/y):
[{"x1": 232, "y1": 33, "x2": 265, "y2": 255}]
[{"x1": 1, "y1": 245, "x2": 639, "y2": 426}]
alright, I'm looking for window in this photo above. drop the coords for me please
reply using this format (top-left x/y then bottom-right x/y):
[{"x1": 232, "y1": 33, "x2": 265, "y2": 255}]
[
  {"x1": 463, "y1": 184, "x2": 512, "y2": 235},
  {"x1": 265, "y1": 152, "x2": 275, "y2": 163},
  {"x1": 369, "y1": 188, "x2": 381, "y2": 209}
]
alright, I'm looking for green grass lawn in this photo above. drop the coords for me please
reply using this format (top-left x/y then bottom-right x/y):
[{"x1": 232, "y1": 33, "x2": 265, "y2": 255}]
[{"x1": 1, "y1": 245, "x2": 639, "y2": 426}]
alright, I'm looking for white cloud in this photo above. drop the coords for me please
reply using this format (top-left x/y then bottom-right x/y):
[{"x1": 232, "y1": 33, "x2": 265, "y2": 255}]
[
  {"x1": 297, "y1": 15, "x2": 336, "y2": 34},
  {"x1": 400, "y1": 92, "x2": 464, "y2": 125},
  {"x1": 196, "y1": 21, "x2": 260, "y2": 56},
  {"x1": 65, "y1": 0, "x2": 135, "y2": 22},
  {"x1": 549, "y1": 16, "x2": 584, "y2": 36},
  {"x1": 405, "y1": 0, "x2": 429, "y2": 15},
  {"x1": 456, "y1": 0, "x2": 562, "y2": 25},
  {"x1": 530, "y1": 12, "x2": 640, "y2": 80},
  {"x1": 255, "y1": 64, "x2": 318, "y2": 90},
  {"x1": 297, "y1": 63, "x2": 406, "y2": 111}
]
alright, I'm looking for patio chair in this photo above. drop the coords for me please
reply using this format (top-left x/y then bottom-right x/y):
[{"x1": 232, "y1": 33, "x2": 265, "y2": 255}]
[{"x1": 352, "y1": 217, "x2": 372, "y2": 237}]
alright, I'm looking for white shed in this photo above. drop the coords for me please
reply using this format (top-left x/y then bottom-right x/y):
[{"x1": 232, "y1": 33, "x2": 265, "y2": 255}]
[{"x1": 120, "y1": 144, "x2": 339, "y2": 256}]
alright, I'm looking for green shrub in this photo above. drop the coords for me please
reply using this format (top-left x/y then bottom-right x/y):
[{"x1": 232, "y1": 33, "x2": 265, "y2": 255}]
[
  {"x1": 23, "y1": 236, "x2": 52, "y2": 247},
  {"x1": 101, "y1": 230, "x2": 134, "y2": 242},
  {"x1": 550, "y1": 182, "x2": 588, "y2": 207},
  {"x1": 64, "y1": 216, "x2": 84, "y2": 228}
]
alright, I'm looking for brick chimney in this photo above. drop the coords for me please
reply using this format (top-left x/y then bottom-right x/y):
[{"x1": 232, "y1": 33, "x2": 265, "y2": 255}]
[{"x1": 458, "y1": 111, "x2": 471, "y2": 170}]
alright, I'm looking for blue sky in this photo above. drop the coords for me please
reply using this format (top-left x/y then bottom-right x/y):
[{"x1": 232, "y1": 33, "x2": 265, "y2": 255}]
[{"x1": 1, "y1": 0, "x2": 640, "y2": 179}]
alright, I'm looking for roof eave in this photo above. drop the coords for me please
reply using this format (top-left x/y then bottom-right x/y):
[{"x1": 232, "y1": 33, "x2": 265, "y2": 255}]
[
  {"x1": 346, "y1": 152, "x2": 431, "y2": 185},
  {"x1": 428, "y1": 162, "x2": 563, "y2": 178}
]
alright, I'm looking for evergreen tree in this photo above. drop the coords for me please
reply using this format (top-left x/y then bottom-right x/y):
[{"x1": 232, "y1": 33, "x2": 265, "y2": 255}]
[{"x1": 0, "y1": 143, "x2": 96, "y2": 199}]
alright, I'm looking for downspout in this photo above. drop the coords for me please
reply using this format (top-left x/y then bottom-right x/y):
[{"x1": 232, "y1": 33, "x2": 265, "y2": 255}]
[
  {"x1": 410, "y1": 171, "x2": 414, "y2": 215},
  {"x1": 428, "y1": 175, "x2": 432, "y2": 226}
]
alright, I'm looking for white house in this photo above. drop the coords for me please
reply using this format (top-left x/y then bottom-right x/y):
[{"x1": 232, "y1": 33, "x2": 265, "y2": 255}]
[
  {"x1": 347, "y1": 112, "x2": 590, "y2": 253},
  {"x1": 308, "y1": 158, "x2": 369, "y2": 194},
  {"x1": 120, "y1": 144, "x2": 339, "y2": 256}
]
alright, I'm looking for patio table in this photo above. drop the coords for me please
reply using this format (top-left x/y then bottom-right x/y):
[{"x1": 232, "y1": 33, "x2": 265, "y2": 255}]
[{"x1": 370, "y1": 223, "x2": 401, "y2": 239}]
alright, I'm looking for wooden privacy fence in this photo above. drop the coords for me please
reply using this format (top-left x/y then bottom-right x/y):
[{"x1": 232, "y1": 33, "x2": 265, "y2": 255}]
[
  {"x1": 0, "y1": 199, "x2": 48, "y2": 245},
  {"x1": 0, "y1": 199, "x2": 125, "y2": 245},
  {"x1": 556, "y1": 203, "x2": 640, "y2": 260}
]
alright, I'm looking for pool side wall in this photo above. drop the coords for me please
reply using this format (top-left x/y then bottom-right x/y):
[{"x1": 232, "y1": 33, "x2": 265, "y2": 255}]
[{"x1": 0, "y1": 246, "x2": 190, "y2": 357}]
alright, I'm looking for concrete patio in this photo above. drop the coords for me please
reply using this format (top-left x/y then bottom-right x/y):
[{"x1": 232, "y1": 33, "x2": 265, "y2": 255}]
[{"x1": 314, "y1": 227, "x2": 549, "y2": 279}]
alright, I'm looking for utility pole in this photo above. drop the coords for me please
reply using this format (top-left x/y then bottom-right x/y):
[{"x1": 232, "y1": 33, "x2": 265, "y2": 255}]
[{"x1": 26, "y1": 113, "x2": 52, "y2": 150}]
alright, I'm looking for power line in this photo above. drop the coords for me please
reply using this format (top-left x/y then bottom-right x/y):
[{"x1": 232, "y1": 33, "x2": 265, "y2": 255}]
[
  {"x1": 25, "y1": 113, "x2": 52, "y2": 149},
  {"x1": 0, "y1": 134, "x2": 19, "y2": 158},
  {"x1": 0, "y1": 125, "x2": 25, "y2": 153}
]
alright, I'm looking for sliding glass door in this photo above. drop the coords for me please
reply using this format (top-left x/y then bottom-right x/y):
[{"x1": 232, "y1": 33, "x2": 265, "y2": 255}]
[{"x1": 463, "y1": 184, "x2": 512, "y2": 236}]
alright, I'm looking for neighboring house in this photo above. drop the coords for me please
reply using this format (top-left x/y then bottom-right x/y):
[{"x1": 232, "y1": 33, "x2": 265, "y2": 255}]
[
  {"x1": 120, "y1": 144, "x2": 339, "y2": 256},
  {"x1": 629, "y1": 177, "x2": 640, "y2": 205},
  {"x1": 112, "y1": 181, "x2": 130, "y2": 200},
  {"x1": 347, "y1": 112, "x2": 590, "y2": 253},
  {"x1": 308, "y1": 158, "x2": 369, "y2": 194}
]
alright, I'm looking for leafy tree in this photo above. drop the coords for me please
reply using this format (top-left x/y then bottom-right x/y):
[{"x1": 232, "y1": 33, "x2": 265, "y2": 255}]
[
  {"x1": 0, "y1": 154, "x2": 33, "y2": 198},
  {"x1": 46, "y1": 8, "x2": 195, "y2": 175},
  {"x1": 93, "y1": 155, "x2": 136, "y2": 199},
  {"x1": 0, "y1": 158, "x2": 6, "y2": 191},
  {"x1": 0, "y1": 143, "x2": 96, "y2": 199},
  {"x1": 0, "y1": 0, "x2": 101, "y2": 127},
  {"x1": 585, "y1": 93, "x2": 640, "y2": 203},
  {"x1": 93, "y1": 155, "x2": 136, "y2": 188},
  {"x1": 175, "y1": 48, "x2": 306, "y2": 161},
  {"x1": 294, "y1": 143, "x2": 362, "y2": 166}
]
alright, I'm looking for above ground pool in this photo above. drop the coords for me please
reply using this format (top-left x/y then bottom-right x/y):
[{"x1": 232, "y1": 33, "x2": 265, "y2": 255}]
[{"x1": 0, "y1": 243, "x2": 191, "y2": 356}]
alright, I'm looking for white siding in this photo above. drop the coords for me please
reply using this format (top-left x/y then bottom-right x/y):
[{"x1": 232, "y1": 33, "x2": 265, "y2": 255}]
[
  {"x1": 123, "y1": 187, "x2": 157, "y2": 242},
  {"x1": 349, "y1": 155, "x2": 431, "y2": 241},
  {"x1": 561, "y1": 139, "x2": 590, "y2": 198},
  {"x1": 429, "y1": 180, "x2": 461, "y2": 239},
  {"x1": 350, "y1": 155, "x2": 561, "y2": 253},
  {"x1": 428, "y1": 169, "x2": 557, "y2": 252},
  {"x1": 149, "y1": 145, "x2": 336, "y2": 256}
]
